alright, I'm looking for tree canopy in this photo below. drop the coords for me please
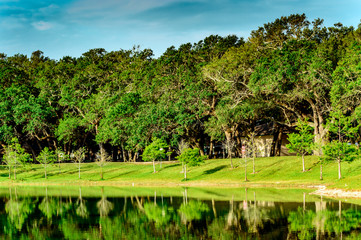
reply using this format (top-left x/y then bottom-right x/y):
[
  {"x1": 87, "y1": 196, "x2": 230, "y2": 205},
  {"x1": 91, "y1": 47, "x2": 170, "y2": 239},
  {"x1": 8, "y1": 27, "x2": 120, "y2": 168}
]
[{"x1": 0, "y1": 14, "x2": 360, "y2": 165}]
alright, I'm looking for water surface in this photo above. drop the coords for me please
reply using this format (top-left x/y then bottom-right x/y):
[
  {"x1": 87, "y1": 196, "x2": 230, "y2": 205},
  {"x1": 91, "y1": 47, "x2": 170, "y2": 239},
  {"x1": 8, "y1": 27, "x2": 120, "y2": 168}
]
[{"x1": 0, "y1": 186, "x2": 360, "y2": 239}]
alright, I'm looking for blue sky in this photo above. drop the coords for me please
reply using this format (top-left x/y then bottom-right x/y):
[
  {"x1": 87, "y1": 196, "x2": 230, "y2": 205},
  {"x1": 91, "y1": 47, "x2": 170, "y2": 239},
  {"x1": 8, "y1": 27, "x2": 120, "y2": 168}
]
[{"x1": 1, "y1": 0, "x2": 360, "y2": 60}]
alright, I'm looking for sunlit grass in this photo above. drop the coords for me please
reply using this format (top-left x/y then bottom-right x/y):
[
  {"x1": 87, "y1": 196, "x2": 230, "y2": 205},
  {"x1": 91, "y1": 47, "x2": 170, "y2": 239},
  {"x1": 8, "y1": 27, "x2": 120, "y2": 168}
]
[{"x1": 1, "y1": 155, "x2": 361, "y2": 190}]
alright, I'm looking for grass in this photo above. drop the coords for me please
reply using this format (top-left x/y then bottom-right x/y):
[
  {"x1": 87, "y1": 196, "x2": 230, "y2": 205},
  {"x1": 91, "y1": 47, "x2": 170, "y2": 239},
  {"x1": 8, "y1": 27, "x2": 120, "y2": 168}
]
[
  {"x1": 1, "y1": 155, "x2": 361, "y2": 190},
  {"x1": 0, "y1": 185, "x2": 321, "y2": 202}
]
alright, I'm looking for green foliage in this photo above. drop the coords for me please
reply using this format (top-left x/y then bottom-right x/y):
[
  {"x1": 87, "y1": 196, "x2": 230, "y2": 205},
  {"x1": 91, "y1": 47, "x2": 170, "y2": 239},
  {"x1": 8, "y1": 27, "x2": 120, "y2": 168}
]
[
  {"x1": 176, "y1": 148, "x2": 206, "y2": 180},
  {"x1": 178, "y1": 200, "x2": 209, "y2": 222},
  {"x1": 142, "y1": 137, "x2": 168, "y2": 162},
  {"x1": 37, "y1": 147, "x2": 56, "y2": 179},
  {"x1": 322, "y1": 141, "x2": 358, "y2": 163},
  {"x1": 327, "y1": 109, "x2": 360, "y2": 141},
  {"x1": 176, "y1": 148, "x2": 206, "y2": 167},
  {"x1": 1, "y1": 15, "x2": 361, "y2": 180},
  {"x1": 144, "y1": 203, "x2": 174, "y2": 228},
  {"x1": 3, "y1": 138, "x2": 31, "y2": 179},
  {"x1": 95, "y1": 147, "x2": 111, "y2": 180},
  {"x1": 287, "y1": 119, "x2": 314, "y2": 156},
  {"x1": 323, "y1": 110, "x2": 360, "y2": 179},
  {"x1": 72, "y1": 147, "x2": 86, "y2": 179}
]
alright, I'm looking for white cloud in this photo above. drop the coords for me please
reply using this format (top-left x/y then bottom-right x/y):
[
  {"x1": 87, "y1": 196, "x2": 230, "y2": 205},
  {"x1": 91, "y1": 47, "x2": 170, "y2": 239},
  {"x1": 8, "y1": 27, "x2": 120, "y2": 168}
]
[
  {"x1": 32, "y1": 21, "x2": 53, "y2": 31},
  {"x1": 68, "y1": 0, "x2": 180, "y2": 14},
  {"x1": 38, "y1": 4, "x2": 60, "y2": 14}
]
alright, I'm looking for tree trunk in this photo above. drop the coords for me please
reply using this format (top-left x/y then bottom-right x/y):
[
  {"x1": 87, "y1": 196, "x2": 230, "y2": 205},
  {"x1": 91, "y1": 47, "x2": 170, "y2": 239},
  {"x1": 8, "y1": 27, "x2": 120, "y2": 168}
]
[
  {"x1": 121, "y1": 143, "x2": 126, "y2": 162},
  {"x1": 311, "y1": 105, "x2": 327, "y2": 156},
  {"x1": 338, "y1": 158, "x2": 342, "y2": 179},
  {"x1": 320, "y1": 162, "x2": 323, "y2": 180},
  {"x1": 270, "y1": 123, "x2": 279, "y2": 156},
  {"x1": 225, "y1": 130, "x2": 233, "y2": 168},
  {"x1": 184, "y1": 164, "x2": 187, "y2": 180},
  {"x1": 153, "y1": 160, "x2": 156, "y2": 173},
  {"x1": 275, "y1": 129, "x2": 283, "y2": 156},
  {"x1": 302, "y1": 154, "x2": 305, "y2": 172},
  {"x1": 209, "y1": 140, "x2": 214, "y2": 159},
  {"x1": 133, "y1": 151, "x2": 137, "y2": 162},
  {"x1": 194, "y1": 142, "x2": 205, "y2": 156},
  {"x1": 229, "y1": 154, "x2": 233, "y2": 169},
  {"x1": 252, "y1": 157, "x2": 255, "y2": 174},
  {"x1": 168, "y1": 146, "x2": 171, "y2": 161},
  {"x1": 78, "y1": 163, "x2": 81, "y2": 179},
  {"x1": 101, "y1": 167, "x2": 103, "y2": 180},
  {"x1": 8, "y1": 167, "x2": 11, "y2": 179},
  {"x1": 244, "y1": 156, "x2": 248, "y2": 182},
  {"x1": 14, "y1": 165, "x2": 16, "y2": 180}
]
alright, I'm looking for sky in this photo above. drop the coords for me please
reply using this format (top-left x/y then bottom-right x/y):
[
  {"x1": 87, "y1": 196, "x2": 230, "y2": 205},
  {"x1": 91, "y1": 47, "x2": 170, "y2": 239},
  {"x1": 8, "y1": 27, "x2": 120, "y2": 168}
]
[{"x1": 1, "y1": 0, "x2": 361, "y2": 60}]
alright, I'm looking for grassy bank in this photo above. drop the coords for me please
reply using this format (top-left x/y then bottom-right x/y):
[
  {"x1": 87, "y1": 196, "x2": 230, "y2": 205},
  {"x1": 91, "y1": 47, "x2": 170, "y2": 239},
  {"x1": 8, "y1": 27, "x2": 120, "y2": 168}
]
[{"x1": 1, "y1": 155, "x2": 361, "y2": 190}]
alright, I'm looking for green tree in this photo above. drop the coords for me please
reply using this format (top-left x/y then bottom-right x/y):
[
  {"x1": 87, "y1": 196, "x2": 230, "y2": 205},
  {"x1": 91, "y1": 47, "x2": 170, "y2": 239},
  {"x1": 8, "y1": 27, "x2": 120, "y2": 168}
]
[
  {"x1": 72, "y1": 147, "x2": 86, "y2": 179},
  {"x1": 37, "y1": 147, "x2": 56, "y2": 179},
  {"x1": 3, "y1": 138, "x2": 30, "y2": 179},
  {"x1": 322, "y1": 110, "x2": 359, "y2": 179},
  {"x1": 55, "y1": 149, "x2": 68, "y2": 174},
  {"x1": 142, "y1": 137, "x2": 168, "y2": 173},
  {"x1": 95, "y1": 146, "x2": 111, "y2": 180},
  {"x1": 223, "y1": 138, "x2": 236, "y2": 168},
  {"x1": 286, "y1": 118, "x2": 315, "y2": 172},
  {"x1": 176, "y1": 148, "x2": 206, "y2": 180}
]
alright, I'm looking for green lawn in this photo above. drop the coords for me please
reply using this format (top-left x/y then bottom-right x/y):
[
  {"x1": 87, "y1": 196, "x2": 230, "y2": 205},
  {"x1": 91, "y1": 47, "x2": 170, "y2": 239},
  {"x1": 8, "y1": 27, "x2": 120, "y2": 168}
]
[{"x1": 1, "y1": 155, "x2": 361, "y2": 190}]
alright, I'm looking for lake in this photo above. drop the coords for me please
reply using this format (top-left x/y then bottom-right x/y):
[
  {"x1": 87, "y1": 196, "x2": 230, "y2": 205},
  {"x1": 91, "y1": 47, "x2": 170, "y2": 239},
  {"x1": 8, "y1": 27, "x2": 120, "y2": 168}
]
[{"x1": 0, "y1": 186, "x2": 360, "y2": 239}]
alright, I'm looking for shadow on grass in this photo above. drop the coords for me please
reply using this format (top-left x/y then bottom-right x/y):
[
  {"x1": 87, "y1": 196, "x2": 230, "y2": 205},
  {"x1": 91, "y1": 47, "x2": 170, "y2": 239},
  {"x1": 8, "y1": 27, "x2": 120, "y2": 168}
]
[
  {"x1": 202, "y1": 165, "x2": 227, "y2": 175},
  {"x1": 47, "y1": 165, "x2": 95, "y2": 177},
  {"x1": 163, "y1": 163, "x2": 181, "y2": 169},
  {"x1": 104, "y1": 169, "x2": 138, "y2": 180}
]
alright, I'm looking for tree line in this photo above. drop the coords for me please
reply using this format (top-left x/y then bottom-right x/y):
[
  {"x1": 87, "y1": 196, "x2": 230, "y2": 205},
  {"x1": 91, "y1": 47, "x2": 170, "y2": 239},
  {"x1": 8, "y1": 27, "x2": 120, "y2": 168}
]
[{"x1": 1, "y1": 14, "x2": 361, "y2": 168}]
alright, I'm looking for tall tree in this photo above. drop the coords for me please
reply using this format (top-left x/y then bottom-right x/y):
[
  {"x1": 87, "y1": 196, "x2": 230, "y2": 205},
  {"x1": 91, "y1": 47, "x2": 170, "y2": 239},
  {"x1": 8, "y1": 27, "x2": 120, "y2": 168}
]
[{"x1": 286, "y1": 118, "x2": 314, "y2": 172}]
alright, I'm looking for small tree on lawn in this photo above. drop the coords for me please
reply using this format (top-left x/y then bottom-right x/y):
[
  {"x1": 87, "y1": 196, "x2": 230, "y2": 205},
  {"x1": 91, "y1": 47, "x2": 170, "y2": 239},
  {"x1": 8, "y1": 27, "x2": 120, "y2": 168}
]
[
  {"x1": 247, "y1": 132, "x2": 259, "y2": 174},
  {"x1": 223, "y1": 138, "x2": 236, "y2": 168},
  {"x1": 322, "y1": 110, "x2": 359, "y2": 179},
  {"x1": 176, "y1": 148, "x2": 206, "y2": 180},
  {"x1": 286, "y1": 118, "x2": 314, "y2": 172},
  {"x1": 322, "y1": 141, "x2": 358, "y2": 179},
  {"x1": 3, "y1": 138, "x2": 31, "y2": 179},
  {"x1": 55, "y1": 149, "x2": 68, "y2": 174},
  {"x1": 177, "y1": 139, "x2": 189, "y2": 173},
  {"x1": 142, "y1": 137, "x2": 168, "y2": 173},
  {"x1": 72, "y1": 147, "x2": 86, "y2": 179},
  {"x1": 2, "y1": 147, "x2": 14, "y2": 179},
  {"x1": 37, "y1": 147, "x2": 56, "y2": 179},
  {"x1": 95, "y1": 146, "x2": 111, "y2": 180}
]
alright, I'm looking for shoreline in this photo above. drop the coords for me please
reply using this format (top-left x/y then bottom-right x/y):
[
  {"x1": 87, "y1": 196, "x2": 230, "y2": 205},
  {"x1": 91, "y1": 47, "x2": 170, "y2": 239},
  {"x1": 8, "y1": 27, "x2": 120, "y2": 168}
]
[
  {"x1": 310, "y1": 187, "x2": 361, "y2": 199},
  {"x1": 2, "y1": 180, "x2": 360, "y2": 199}
]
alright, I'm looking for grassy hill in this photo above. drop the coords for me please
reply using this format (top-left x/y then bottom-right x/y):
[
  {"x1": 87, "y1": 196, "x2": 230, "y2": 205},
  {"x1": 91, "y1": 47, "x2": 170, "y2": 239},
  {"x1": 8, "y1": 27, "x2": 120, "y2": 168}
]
[{"x1": 1, "y1": 155, "x2": 361, "y2": 190}]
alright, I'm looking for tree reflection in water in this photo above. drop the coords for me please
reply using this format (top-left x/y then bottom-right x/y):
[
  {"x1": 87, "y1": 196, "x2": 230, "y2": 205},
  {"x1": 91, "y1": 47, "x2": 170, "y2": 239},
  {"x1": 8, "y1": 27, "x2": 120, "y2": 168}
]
[
  {"x1": 1, "y1": 188, "x2": 361, "y2": 239},
  {"x1": 76, "y1": 187, "x2": 88, "y2": 218}
]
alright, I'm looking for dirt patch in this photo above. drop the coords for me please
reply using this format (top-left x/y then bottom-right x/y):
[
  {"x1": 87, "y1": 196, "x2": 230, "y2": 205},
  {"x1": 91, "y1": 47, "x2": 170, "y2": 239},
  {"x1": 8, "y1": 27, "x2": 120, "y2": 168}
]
[{"x1": 310, "y1": 186, "x2": 361, "y2": 199}]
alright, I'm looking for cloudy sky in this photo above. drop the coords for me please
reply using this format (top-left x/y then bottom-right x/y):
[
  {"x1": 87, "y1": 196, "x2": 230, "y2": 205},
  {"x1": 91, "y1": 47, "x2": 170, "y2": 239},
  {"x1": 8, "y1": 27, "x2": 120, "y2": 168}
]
[{"x1": 1, "y1": 0, "x2": 360, "y2": 59}]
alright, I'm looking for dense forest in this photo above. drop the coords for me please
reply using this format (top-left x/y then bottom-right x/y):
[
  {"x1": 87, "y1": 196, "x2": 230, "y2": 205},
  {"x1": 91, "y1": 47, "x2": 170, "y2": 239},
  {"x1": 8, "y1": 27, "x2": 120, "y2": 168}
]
[{"x1": 1, "y1": 14, "x2": 361, "y2": 162}]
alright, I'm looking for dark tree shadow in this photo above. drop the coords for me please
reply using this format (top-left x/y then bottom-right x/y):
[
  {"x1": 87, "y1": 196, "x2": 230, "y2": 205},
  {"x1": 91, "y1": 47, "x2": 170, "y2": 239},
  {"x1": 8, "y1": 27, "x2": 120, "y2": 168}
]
[
  {"x1": 202, "y1": 165, "x2": 227, "y2": 175},
  {"x1": 163, "y1": 163, "x2": 181, "y2": 169}
]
